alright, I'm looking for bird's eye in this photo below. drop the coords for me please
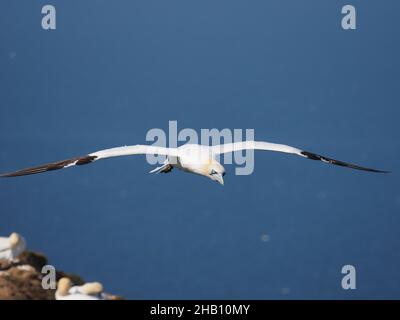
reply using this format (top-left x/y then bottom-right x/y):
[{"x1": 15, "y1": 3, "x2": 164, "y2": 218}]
[{"x1": 210, "y1": 169, "x2": 217, "y2": 175}]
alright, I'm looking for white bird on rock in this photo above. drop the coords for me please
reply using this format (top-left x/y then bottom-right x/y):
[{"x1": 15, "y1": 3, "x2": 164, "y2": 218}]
[
  {"x1": 55, "y1": 277, "x2": 108, "y2": 300},
  {"x1": 0, "y1": 233, "x2": 26, "y2": 261},
  {"x1": 0, "y1": 141, "x2": 388, "y2": 185}
]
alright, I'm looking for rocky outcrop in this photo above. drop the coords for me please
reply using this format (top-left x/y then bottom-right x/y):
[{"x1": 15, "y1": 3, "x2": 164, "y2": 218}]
[{"x1": 0, "y1": 251, "x2": 116, "y2": 300}]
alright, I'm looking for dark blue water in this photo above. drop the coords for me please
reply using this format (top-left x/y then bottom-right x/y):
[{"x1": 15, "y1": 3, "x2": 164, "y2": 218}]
[{"x1": 1, "y1": 1, "x2": 399, "y2": 299}]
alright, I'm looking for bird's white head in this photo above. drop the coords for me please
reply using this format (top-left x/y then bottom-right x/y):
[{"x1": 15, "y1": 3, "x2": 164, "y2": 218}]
[
  {"x1": 9, "y1": 232, "x2": 23, "y2": 249},
  {"x1": 204, "y1": 160, "x2": 226, "y2": 185},
  {"x1": 57, "y1": 277, "x2": 73, "y2": 297}
]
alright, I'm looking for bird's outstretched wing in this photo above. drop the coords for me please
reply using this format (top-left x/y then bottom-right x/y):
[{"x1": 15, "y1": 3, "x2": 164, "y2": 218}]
[
  {"x1": 0, "y1": 145, "x2": 178, "y2": 178},
  {"x1": 212, "y1": 141, "x2": 388, "y2": 173}
]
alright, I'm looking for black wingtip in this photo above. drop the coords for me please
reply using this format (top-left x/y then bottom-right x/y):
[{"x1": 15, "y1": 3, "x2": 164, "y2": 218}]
[
  {"x1": 300, "y1": 151, "x2": 389, "y2": 173},
  {"x1": 0, "y1": 155, "x2": 97, "y2": 178},
  {"x1": 377, "y1": 170, "x2": 391, "y2": 174}
]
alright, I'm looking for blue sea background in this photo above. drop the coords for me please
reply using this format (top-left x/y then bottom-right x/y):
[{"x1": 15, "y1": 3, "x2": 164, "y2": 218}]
[{"x1": 0, "y1": 0, "x2": 399, "y2": 299}]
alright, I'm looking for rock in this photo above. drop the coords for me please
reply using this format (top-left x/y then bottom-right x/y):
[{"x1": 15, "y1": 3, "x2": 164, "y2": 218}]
[
  {"x1": 0, "y1": 251, "x2": 119, "y2": 300},
  {"x1": 0, "y1": 264, "x2": 54, "y2": 300}
]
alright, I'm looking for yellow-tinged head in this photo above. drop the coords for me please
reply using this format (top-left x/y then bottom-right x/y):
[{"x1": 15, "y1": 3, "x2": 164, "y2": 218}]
[
  {"x1": 203, "y1": 159, "x2": 225, "y2": 185},
  {"x1": 9, "y1": 232, "x2": 22, "y2": 249},
  {"x1": 57, "y1": 277, "x2": 73, "y2": 297}
]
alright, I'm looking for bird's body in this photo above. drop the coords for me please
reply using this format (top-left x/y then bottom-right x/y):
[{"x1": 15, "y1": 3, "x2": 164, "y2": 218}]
[
  {"x1": 0, "y1": 141, "x2": 388, "y2": 184},
  {"x1": 162, "y1": 144, "x2": 219, "y2": 173},
  {"x1": 0, "y1": 233, "x2": 26, "y2": 261},
  {"x1": 56, "y1": 291, "x2": 101, "y2": 300},
  {"x1": 55, "y1": 278, "x2": 108, "y2": 300}
]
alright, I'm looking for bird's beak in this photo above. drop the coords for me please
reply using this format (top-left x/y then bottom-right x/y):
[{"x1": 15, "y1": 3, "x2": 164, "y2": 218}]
[{"x1": 214, "y1": 173, "x2": 224, "y2": 186}]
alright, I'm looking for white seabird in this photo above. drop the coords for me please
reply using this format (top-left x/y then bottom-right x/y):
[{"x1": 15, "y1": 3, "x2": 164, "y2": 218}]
[
  {"x1": 55, "y1": 277, "x2": 108, "y2": 300},
  {"x1": 0, "y1": 141, "x2": 388, "y2": 185},
  {"x1": 0, "y1": 233, "x2": 26, "y2": 261}
]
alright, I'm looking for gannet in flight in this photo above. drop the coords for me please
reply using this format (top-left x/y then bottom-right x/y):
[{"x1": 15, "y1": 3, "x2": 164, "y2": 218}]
[
  {"x1": 55, "y1": 277, "x2": 110, "y2": 300},
  {"x1": 0, "y1": 141, "x2": 388, "y2": 185},
  {"x1": 0, "y1": 233, "x2": 26, "y2": 261}
]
